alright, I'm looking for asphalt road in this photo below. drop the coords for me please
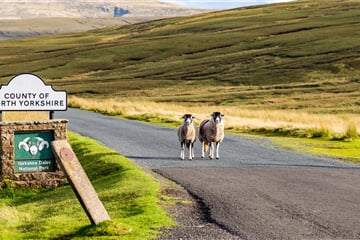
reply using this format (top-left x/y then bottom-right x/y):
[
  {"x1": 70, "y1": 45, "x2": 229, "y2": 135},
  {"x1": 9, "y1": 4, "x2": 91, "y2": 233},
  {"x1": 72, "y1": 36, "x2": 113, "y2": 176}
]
[{"x1": 56, "y1": 108, "x2": 360, "y2": 239}]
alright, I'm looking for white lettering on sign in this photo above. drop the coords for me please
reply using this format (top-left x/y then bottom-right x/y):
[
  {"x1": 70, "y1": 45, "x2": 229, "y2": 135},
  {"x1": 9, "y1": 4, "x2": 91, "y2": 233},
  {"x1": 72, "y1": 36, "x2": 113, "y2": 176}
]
[{"x1": 0, "y1": 73, "x2": 67, "y2": 111}]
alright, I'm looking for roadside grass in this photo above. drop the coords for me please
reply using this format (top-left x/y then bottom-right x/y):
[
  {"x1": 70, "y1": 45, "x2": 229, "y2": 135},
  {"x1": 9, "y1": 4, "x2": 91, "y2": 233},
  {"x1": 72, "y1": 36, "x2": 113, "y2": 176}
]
[
  {"x1": 270, "y1": 137, "x2": 360, "y2": 165},
  {"x1": 67, "y1": 96, "x2": 359, "y2": 164},
  {"x1": 1, "y1": 111, "x2": 49, "y2": 121},
  {"x1": 0, "y1": 132, "x2": 176, "y2": 240},
  {"x1": 68, "y1": 96, "x2": 359, "y2": 139}
]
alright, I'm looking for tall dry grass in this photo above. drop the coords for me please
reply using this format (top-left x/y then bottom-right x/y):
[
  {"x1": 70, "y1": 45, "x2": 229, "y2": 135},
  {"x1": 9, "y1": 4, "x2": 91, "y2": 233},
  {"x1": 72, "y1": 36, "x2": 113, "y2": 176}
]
[
  {"x1": 1, "y1": 111, "x2": 50, "y2": 121},
  {"x1": 68, "y1": 96, "x2": 359, "y2": 139}
]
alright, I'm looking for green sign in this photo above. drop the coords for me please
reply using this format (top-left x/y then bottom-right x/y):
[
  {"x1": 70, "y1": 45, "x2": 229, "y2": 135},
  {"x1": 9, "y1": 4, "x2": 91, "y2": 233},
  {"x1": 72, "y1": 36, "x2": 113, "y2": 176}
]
[{"x1": 14, "y1": 132, "x2": 54, "y2": 173}]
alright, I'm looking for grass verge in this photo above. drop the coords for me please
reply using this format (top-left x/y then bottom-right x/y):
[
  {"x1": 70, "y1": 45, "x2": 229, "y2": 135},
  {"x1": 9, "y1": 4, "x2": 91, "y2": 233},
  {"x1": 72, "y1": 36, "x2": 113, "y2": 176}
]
[
  {"x1": 0, "y1": 132, "x2": 175, "y2": 240},
  {"x1": 67, "y1": 96, "x2": 359, "y2": 165},
  {"x1": 68, "y1": 96, "x2": 359, "y2": 140},
  {"x1": 270, "y1": 136, "x2": 360, "y2": 165}
]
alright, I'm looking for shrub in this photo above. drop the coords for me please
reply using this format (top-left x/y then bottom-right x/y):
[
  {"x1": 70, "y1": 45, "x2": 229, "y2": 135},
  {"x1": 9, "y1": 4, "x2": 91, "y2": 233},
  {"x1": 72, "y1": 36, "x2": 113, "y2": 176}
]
[{"x1": 345, "y1": 123, "x2": 359, "y2": 140}]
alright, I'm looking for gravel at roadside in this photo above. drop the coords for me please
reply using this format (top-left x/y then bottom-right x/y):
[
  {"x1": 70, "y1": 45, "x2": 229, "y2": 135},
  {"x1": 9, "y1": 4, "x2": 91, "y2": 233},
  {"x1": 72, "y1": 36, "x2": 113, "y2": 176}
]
[{"x1": 155, "y1": 172, "x2": 242, "y2": 240}]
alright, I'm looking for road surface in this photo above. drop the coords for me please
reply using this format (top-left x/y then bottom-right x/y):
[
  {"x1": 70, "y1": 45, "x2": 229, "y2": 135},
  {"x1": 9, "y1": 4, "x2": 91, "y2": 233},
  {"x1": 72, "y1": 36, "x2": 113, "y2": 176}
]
[{"x1": 56, "y1": 108, "x2": 360, "y2": 239}]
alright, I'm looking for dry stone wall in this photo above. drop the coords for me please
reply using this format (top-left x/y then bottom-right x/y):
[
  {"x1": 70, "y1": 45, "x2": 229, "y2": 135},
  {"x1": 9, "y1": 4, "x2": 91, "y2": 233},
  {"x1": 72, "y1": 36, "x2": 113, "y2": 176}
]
[{"x1": 0, "y1": 120, "x2": 68, "y2": 188}]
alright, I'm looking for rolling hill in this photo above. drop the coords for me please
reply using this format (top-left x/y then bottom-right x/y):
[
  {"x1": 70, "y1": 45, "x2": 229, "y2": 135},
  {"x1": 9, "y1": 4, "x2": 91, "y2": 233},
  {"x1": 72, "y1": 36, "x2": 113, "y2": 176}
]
[
  {"x1": 0, "y1": 0, "x2": 207, "y2": 39},
  {"x1": 0, "y1": 0, "x2": 359, "y2": 113},
  {"x1": 0, "y1": 0, "x2": 205, "y2": 19}
]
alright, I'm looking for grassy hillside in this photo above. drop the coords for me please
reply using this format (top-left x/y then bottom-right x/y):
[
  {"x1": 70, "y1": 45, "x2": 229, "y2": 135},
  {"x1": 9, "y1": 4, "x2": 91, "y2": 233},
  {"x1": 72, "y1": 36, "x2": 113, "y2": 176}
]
[{"x1": 0, "y1": 0, "x2": 359, "y2": 113}]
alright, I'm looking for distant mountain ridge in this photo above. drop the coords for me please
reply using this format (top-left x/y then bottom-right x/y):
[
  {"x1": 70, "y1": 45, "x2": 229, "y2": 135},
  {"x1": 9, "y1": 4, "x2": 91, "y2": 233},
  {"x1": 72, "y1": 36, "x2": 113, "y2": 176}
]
[
  {"x1": 0, "y1": 0, "x2": 209, "y2": 40},
  {"x1": 0, "y1": 0, "x2": 207, "y2": 19}
]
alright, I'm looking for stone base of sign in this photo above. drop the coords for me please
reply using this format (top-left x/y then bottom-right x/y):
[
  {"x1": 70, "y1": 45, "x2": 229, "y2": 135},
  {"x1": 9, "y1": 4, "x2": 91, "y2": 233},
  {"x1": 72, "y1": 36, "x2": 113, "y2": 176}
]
[{"x1": 0, "y1": 119, "x2": 68, "y2": 188}]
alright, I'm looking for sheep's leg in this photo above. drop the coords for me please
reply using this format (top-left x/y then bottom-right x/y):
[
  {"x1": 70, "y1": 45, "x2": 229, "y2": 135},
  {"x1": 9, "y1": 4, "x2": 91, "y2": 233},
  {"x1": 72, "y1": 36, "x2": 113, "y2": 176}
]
[
  {"x1": 208, "y1": 143, "x2": 211, "y2": 158},
  {"x1": 191, "y1": 142, "x2": 195, "y2": 160},
  {"x1": 201, "y1": 142, "x2": 205, "y2": 159},
  {"x1": 201, "y1": 142, "x2": 205, "y2": 158},
  {"x1": 209, "y1": 142, "x2": 214, "y2": 159},
  {"x1": 215, "y1": 142, "x2": 220, "y2": 160},
  {"x1": 180, "y1": 142, "x2": 185, "y2": 160},
  {"x1": 188, "y1": 143, "x2": 193, "y2": 160}
]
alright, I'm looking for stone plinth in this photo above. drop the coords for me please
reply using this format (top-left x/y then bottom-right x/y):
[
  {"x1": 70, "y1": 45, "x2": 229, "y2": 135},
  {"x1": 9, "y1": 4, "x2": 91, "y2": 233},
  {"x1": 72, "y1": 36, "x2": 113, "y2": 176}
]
[{"x1": 0, "y1": 120, "x2": 68, "y2": 188}]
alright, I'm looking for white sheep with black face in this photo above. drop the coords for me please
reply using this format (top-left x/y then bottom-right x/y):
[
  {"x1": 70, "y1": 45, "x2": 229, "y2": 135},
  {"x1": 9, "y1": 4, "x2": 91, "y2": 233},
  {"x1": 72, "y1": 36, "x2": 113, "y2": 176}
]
[
  {"x1": 199, "y1": 112, "x2": 225, "y2": 160},
  {"x1": 177, "y1": 114, "x2": 197, "y2": 160},
  {"x1": 18, "y1": 137, "x2": 49, "y2": 156}
]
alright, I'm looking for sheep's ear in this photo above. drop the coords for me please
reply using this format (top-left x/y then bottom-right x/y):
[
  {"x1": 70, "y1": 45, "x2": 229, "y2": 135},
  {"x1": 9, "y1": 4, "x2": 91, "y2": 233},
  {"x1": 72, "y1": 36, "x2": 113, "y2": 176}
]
[
  {"x1": 221, "y1": 114, "x2": 225, "y2": 117},
  {"x1": 192, "y1": 116, "x2": 195, "y2": 119},
  {"x1": 182, "y1": 115, "x2": 186, "y2": 119}
]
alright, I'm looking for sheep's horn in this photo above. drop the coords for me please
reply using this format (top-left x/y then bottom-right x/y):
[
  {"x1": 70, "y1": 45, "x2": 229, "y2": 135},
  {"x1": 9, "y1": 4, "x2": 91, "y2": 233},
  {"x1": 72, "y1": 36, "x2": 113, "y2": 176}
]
[
  {"x1": 18, "y1": 137, "x2": 30, "y2": 151},
  {"x1": 36, "y1": 137, "x2": 49, "y2": 151}
]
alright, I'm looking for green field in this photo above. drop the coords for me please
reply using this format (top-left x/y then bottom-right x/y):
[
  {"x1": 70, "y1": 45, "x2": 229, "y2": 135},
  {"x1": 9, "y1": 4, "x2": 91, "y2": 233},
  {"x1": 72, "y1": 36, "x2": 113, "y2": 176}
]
[{"x1": 0, "y1": 0, "x2": 359, "y2": 113}]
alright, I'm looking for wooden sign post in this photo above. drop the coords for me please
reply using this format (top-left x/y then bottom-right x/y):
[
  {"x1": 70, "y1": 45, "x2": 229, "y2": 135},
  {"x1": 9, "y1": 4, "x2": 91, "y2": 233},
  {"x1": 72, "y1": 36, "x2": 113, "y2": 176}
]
[{"x1": 52, "y1": 140, "x2": 111, "y2": 225}]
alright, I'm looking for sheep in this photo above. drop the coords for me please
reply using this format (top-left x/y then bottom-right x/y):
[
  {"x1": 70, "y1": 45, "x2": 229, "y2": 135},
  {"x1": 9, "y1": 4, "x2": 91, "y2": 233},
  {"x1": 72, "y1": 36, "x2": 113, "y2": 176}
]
[
  {"x1": 177, "y1": 114, "x2": 197, "y2": 160},
  {"x1": 199, "y1": 112, "x2": 225, "y2": 160}
]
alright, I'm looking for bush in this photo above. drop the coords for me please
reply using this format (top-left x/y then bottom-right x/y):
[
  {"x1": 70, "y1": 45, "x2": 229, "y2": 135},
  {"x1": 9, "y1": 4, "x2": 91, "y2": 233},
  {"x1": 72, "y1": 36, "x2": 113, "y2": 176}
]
[{"x1": 345, "y1": 123, "x2": 359, "y2": 140}]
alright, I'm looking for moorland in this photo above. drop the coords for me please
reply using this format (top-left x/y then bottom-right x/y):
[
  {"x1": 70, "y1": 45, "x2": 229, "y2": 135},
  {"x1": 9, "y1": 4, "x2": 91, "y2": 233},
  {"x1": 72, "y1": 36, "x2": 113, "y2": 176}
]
[{"x1": 1, "y1": 0, "x2": 359, "y2": 141}]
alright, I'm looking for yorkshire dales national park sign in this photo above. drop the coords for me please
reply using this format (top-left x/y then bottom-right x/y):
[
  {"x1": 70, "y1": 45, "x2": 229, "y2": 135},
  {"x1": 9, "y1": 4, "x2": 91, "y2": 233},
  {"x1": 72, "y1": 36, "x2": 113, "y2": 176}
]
[
  {"x1": 1, "y1": 74, "x2": 111, "y2": 224},
  {"x1": 0, "y1": 73, "x2": 67, "y2": 111},
  {"x1": 0, "y1": 74, "x2": 68, "y2": 188},
  {"x1": 14, "y1": 131, "x2": 55, "y2": 173}
]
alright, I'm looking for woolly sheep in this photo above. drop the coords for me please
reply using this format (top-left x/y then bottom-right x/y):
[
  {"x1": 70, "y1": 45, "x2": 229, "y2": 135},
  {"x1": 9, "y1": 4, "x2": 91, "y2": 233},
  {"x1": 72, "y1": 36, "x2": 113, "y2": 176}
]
[
  {"x1": 199, "y1": 112, "x2": 225, "y2": 160},
  {"x1": 177, "y1": 114, "x2": 197, "y2": 160}
]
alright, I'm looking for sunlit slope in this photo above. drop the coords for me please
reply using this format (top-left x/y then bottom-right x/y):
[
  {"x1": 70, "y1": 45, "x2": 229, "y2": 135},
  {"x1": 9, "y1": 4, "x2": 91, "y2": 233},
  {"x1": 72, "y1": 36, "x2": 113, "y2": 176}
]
[{"x1": 0, "y1": 0, "x2": 359, "y2": 112}]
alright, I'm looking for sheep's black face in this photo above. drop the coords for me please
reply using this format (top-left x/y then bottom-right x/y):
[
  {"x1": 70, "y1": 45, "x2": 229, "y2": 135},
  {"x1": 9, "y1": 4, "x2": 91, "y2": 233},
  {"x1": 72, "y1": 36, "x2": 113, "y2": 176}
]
[
  {"x1": 182, "y1": 114, "x2": 194, "y2": 125},
  {"x1": 211, "y1": 112, "x2": 224, "y2": 123}
]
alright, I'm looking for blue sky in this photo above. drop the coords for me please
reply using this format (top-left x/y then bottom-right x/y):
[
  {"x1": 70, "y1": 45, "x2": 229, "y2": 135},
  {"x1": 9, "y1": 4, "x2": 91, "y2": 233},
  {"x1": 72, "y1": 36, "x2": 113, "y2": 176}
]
[{"x1": 161, "y1": 0, "x2": 295, "y2": 9}]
